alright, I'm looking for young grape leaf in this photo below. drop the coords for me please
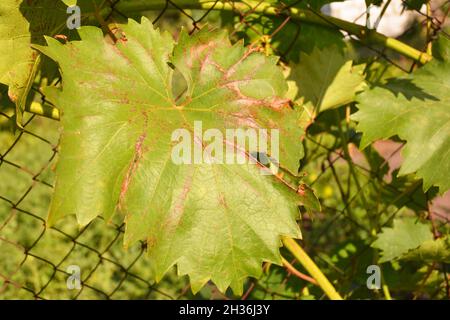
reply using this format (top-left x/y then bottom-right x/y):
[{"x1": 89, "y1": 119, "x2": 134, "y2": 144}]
[
  {"x1": 433, "y1": 32, "x2": 450, "y2": 62},
  {"x1": 402, "y1": 236, "x2": 450, "y2": 263},
  {"x1": 0, "y1": 0, "x2": 68, "y2": 125},
  {"x1": 352, "y1": 50, "x2": 450, "y2": 193},
  {"x1": 372, "y1": 217, "x2": 433, "y2": 263},
  {"x1": 36, "y1": 18, "x2": 310, "y2": 294},
  {"x1": 289, "y1": 46, "x2": 365, "y2": 117}
]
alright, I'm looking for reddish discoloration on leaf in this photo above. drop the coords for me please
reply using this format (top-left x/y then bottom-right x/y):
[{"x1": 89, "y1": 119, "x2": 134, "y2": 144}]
[
  {"x1": 227, "y1": 111, "x2": 259, "y2": 128},
  {"x1": 200, "y1": 52, "x2": 214, "y2": 74},
  {"x1": 182, "y1": 34, "x2": 291, "y2": 111},
  {"x1": 164, "y1": 175, "x2": 193, "y2": 231},
  {"x1": 200, "y1": 44, "x2": 291, "y2": 111},
  {"x1": 186, "y1": 41, "x2": 217, "y2": 69},
  {"x1": 8, "y1": 90, "x2": 18, "y2": 103},
  {"x1": 208, "y1": 59, "x2": 226, "y2": 74},
  {"x1": 146, "y1": 236, "x2": 157, "y2": 250},
  {"x1": 297, "y1": 184, "x2": 306, "y2": 196},
  {"x1": 218, "y1": 194, "x2": 228, "y2": 208},
  {"x1": 224, "y1": 80, "x2": 290, "y2": 109},
  {"x1": 119, "y1": 115, "x2": 148, "y2": 210},
  {"x1": 225, "y1": 46, "x2": 259, "y2": 79}
]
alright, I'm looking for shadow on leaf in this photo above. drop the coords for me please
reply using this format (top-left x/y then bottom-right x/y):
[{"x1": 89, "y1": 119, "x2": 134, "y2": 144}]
[{"x1": 381, "y1": 78, "x2": 439, "y2": 101}]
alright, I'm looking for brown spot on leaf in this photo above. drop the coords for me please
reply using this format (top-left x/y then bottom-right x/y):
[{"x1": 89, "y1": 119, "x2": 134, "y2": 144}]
[
  {"x1": 146, "y1": 236, "x2": 157, "y2": 250},
  {"x1": 218, "y1": 194, "x2": 228, "y2": 208},
  {"x1": 297, "y1": 184, "x2": 306, "y2": 196},
  {"x1": 186, "y1": 41, "x2": 217, "y2": 69}
]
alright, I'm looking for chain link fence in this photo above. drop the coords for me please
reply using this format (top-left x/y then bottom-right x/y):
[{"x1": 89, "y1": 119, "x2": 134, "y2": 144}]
[{"x1": 0, "y1": 0, "x2": 449, "y2": 299}]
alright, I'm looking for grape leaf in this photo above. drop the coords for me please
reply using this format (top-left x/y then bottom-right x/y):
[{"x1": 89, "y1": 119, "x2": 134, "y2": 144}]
[
  {"x1": 352, "y1": 49, "x2": 450, "y2": 193},
  {"x1": 403, "y1": 237, "x2": 450, "y2": 263},
  {"x1": 289, "y1": 46, "x2": 365, "y2": 116},
  {"x1": 433, "y1": 32, "x2": 450, "y2": 62},
  {"x1": 36, "y1": 18, "x2": 310, "y2": 294},
  {"x1": 0, "y1": 0, "x2": 68, "y2": 125},
  {"x1": 372, "y1": 217, "x2": 434, "y2": 263}
]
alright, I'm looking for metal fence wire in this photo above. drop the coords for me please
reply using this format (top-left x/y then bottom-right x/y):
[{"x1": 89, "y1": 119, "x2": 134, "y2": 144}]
[{"x1": 0, "y1": 0, "x2": 449, "y2": 300}]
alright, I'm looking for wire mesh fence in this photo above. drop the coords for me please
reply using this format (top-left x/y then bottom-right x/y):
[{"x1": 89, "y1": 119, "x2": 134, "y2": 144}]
[{"x1": 0, "y1": 0, "x2": 449, "y2": 300}]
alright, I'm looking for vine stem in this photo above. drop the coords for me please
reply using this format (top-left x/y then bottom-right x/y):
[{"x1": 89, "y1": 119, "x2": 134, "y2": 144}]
[
  {"x1": 111, "y1": 0, "x2": 432, "y2": 64},
  {"x1": 282, "y1": 237, "x2": 343, "y2": 300},
  {"x1": 281, "y1": 256, "x2": 318, "y2": 285},
  {"x1": 426, "y1": 1, "x2": 433, "y2": 56}
]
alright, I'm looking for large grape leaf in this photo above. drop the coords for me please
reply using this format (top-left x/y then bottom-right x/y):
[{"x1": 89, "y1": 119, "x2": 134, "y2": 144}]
[
  {"x1": 36, "y1": 18, "x2": 309, "y2": 294},
  {"x1": 0, "y1": 0, "x2": 68, "y2": 125},
  {"x1": 352, "y1": 46, "x2": 450, "y2": 193}
]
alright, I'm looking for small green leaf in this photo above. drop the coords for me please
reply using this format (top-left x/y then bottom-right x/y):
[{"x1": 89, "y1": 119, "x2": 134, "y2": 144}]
[
  {"x1": 289, "y1": 46, "x2": 365, "y2": 116},
  {"x1": 372, "y1": 217, "x2": 434, "y2": 263},
  {"x1": 403, "y1": 237, "x2": 450, "y2": 263},
  {"x1": 433, "y1": 31, "x2": 450, "y2": 62}
]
